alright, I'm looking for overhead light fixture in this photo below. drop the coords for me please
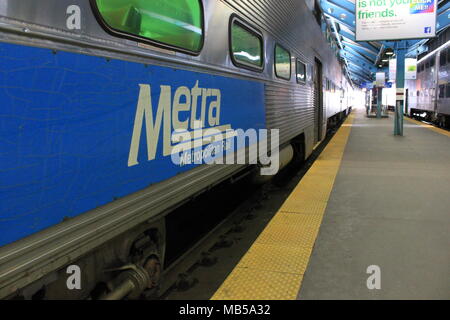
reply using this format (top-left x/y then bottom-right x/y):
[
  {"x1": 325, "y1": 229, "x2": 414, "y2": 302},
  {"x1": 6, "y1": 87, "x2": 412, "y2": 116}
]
[
  {"x1": 382, "y1": 59, "x2": 388, "y2": 62},
  {"x1": 384, "y1": 48, "x2": 394, "y2": 56}
]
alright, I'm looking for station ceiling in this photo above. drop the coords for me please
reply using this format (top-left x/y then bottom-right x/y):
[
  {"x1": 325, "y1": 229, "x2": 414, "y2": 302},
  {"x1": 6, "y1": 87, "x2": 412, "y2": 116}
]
[{"x1": 318, "y1": 0, "x2": 450, "y2": 86}]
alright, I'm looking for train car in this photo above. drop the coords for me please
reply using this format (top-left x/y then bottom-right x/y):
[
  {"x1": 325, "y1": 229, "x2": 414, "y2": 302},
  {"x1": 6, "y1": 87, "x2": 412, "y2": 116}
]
[
  {"x1": 0, "y1": 0, "x2": 354, "y2": 299},
  {"x1": 436, "y1": 45, "x2": 450, "y2": 125},
  {"x1": 406, "y1": 28, "x2": 450, "y2": 128}
]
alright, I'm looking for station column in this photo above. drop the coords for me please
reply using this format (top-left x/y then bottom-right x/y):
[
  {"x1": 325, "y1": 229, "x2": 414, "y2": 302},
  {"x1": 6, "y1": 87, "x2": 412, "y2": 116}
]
[{"x1": 394, "y1": 47, "x2": 406, "y2": 136}]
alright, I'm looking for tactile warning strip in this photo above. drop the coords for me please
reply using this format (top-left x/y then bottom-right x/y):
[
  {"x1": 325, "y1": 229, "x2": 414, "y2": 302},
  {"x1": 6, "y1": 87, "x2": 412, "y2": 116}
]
[
  {"x1": 404, "y1": 116, "x2": 450, "y2": 138},
  {"x1": 211, "y1": 113, "x2": 355, "y2": 300}
]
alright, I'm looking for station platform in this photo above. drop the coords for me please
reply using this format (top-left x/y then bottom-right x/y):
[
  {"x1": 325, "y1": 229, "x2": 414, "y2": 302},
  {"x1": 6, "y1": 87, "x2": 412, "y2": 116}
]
[{"x1": 212, "y1": 109, "x2": 450, "y2": 300}]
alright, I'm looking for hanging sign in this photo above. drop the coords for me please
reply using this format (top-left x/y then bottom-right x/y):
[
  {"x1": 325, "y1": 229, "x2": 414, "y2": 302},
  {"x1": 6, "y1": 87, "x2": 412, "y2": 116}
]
[
  {"x1": 405, "y1": 58, "x2": 417, "y2": 80},
  {"x1": 389, "y1": 58, "x2": 397, "y2": 80},
  {"x1": 356, "y1": 0, "x2": 437, "y2": 41},
  {"x1": 387, "y1": 57, "x2": 417, "y2": 81},
  {"x1": 376, "y1": 72, "x2": 386, "y2": 87}
]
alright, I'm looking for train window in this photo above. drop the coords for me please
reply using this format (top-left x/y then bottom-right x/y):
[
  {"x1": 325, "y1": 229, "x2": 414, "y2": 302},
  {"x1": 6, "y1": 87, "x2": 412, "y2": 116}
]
[
  {"x1": 230, "y1": 19, "x2": 263, "y2": 70},
  {"x1": 425, "y1": 60, "x2": 430, "y2": 69},
  {"x1": 439, "y1": 85, "x2": 445, "y2": 98},
  {"x1": 430, "y1": 57, "x2": 435, "y2": 67},
  {"x1": 440, "y1": 50, "x2": 447, "y2": 66},
  {"x1": 92, "y1": 0, "x2": 204, "y2": 54},
  {"x1": 274, "y1": 44, "x2": 291, "y2": 80},
  {"x1": 447, "y1": 48, "x2": 450, "y2": 63},
  {"x1": 296, "y1": 60, "x2": 306, "y2": 83},
  {"x1": 417, "y1": 90, "x2": 420, "y2": 96},
  {"x1": 446, "y1": 84, "x2": 450, "y2": 98}
]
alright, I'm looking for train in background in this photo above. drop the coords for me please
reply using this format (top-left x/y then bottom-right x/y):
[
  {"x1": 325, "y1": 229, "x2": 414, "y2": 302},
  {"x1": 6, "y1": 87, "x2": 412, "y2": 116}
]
[
  {"x1": 406, "y1": 27, "x2": 450, "y2": 128},
  {"x1": 0, "y1": 0, "x2": 357, "y2": 299}
]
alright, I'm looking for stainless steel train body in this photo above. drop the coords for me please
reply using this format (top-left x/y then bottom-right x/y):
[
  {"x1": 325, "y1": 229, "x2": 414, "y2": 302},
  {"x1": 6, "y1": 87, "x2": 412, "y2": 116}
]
[
  {"x1": 406, "y1": 38, "x2": 450, "y2": 126},
  {"x1": 0, "y1": 0, "x2": 353, "y2": 299}
]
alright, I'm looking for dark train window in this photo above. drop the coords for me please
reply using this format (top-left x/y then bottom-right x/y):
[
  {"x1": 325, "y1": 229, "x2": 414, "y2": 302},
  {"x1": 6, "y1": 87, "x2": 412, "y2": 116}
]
[
  {"x1": 417, "y1": 90, "x2": 420, "y2": 96},
  {"x1": 425, "y1": 60, "x2": 430, "y2": 69},
  {"x1": 296, "y1": 60, "x2": 306, "y2": 83},
  {"x1": 446, "y1": 84, "x2": 450, "y2": 98},
  {"x1": 447, "y1": 48, "x2": 450, "y2": 63},
  {"x1": 439, "y1": 85, "x2": 445, "y2": 98},
  {"x1": 430, "y1": 57, "x2": 435, "y2": 67},
  {"x1": 230, "y1": 19, "x2": 263, "y2": 70},
  {"x1": 274, "y1": 44, "x2": 291, "y2": 80},
  {"x1": 92, "y1": 0, "x2": 204, "y2": 54},
  {"x1": 440, "y1": 50, "x2": 447, "y2": 66}
]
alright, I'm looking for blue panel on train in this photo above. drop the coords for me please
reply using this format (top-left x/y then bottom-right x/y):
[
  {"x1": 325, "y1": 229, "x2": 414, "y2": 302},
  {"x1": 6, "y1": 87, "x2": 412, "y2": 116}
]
[{"x1": 0, "y1": 42, "x2": 266, "y2": 246}]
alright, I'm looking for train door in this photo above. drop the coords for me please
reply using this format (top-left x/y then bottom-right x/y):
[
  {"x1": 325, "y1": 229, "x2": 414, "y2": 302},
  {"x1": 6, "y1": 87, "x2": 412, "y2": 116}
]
[{"x1": 314, "y1": 58, "x2": 323, "y2": 143}]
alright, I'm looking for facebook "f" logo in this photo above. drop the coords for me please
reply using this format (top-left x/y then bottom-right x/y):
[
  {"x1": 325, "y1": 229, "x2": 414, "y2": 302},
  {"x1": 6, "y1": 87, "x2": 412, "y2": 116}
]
[{"x1": 424, "y1": 27, "x2": 432, "y2": 34}]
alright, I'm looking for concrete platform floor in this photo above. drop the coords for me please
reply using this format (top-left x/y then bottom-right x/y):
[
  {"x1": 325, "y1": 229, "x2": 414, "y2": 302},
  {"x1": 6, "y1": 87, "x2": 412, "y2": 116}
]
[{"x1": 298, "y1": 110, "x2": 450, "y2": 299}]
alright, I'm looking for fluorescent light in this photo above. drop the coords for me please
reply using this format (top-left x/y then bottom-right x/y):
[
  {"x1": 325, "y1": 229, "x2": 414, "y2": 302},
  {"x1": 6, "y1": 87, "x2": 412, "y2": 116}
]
[{"x1": 417, "y1": 40, "x2": 450, "y2": 64}]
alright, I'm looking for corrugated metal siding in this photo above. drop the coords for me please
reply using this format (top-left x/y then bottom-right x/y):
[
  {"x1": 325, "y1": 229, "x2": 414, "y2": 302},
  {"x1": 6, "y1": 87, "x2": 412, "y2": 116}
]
[
  {"x1": 223, "y1": 0, "x2": 345, "y2": 144},
  {"x1": 265, "y1": 82, "x2": 315, "y2": 143},
  {"x1": 222, "y1": 0, "x2": 314, "y2": 63}
]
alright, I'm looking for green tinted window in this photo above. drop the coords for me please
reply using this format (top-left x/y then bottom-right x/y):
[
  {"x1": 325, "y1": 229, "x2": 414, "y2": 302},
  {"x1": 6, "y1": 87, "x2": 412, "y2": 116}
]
[
  {"x1": 231, "y1": 21, "x2": 263, "y2": 69},
  {"x1": 275, "y1": 45, "x2": 291, "y2": 80},
  {"x1": 94, "y1": 0, "x2": 203, "y2": 53},
  {"x1": 296, "y1": 60, "x2": 306, "y2": 83}
]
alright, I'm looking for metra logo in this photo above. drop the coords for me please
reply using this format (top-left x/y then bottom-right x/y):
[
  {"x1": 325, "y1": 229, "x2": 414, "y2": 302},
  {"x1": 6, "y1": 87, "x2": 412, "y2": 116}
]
[
  {"x1": 410, "y1": 0, "x2": 434, "y2": 14},
  {"x1": 128, "y1": 81, "x2": 233, "y2": 167}
]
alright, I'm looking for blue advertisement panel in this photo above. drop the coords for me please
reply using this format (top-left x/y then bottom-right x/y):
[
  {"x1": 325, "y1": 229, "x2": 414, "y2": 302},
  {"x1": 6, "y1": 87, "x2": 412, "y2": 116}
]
[{"x1": 0, "y1": 42, "x2": 266, "y2": 246}]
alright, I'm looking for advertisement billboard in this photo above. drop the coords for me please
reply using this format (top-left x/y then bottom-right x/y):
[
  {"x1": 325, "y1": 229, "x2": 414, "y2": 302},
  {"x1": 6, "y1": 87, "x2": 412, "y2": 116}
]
[{"x1": 356, "y1": 0, "x2": 437, "y2": 41}]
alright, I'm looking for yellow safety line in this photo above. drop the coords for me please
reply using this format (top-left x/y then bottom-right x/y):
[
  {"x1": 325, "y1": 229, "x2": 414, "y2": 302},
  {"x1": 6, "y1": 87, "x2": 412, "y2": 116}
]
[
  {"x1": 211, "y1": 113, "x2": 355, "y2": 300},
  {"x1": 404, "y1": 116, "x2": 450, "y2": 138}
]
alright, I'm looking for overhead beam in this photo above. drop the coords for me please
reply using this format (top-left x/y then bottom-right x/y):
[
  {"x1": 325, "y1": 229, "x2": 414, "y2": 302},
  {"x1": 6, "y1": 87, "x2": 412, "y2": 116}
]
[{"x1": 342, "y1": 40, "x2": 378, "y2": 60}]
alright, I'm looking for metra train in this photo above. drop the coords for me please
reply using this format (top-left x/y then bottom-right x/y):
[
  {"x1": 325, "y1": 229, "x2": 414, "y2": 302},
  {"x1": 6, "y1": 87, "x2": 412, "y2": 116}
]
[
  {"x1": 406, "y1": 27, "x2": 450, "y2": 128},
  {"x1": 0, "y1": 0, "x2": 356, "y2": 299}
]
